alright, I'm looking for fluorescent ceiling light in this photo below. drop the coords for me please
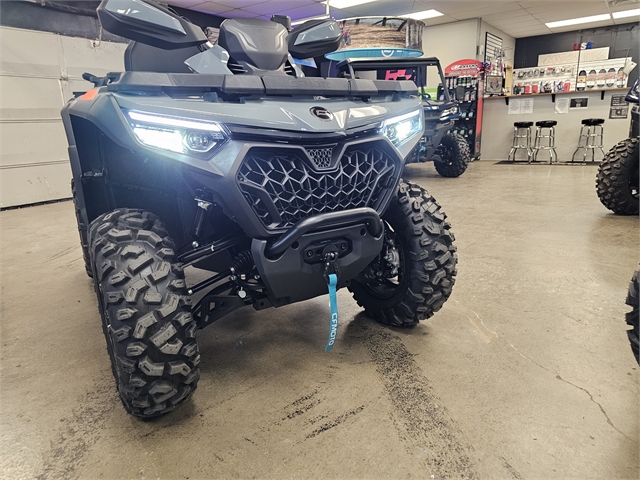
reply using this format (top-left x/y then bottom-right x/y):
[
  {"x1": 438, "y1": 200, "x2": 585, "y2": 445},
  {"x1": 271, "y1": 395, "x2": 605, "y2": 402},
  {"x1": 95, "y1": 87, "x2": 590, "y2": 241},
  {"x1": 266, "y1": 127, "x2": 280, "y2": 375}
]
[
  {"x1": 400, "y1": 9, "x2": 444, "y2": 20},
  {"x1": 323, "y1": 0, "x2": 378, "y2": 9},
  {"x1": 545, "y1": 14, "x2": 611, "y2": 29},
  {"x1": 612, "y1": 8, "x2": 640, "y2": 19}
]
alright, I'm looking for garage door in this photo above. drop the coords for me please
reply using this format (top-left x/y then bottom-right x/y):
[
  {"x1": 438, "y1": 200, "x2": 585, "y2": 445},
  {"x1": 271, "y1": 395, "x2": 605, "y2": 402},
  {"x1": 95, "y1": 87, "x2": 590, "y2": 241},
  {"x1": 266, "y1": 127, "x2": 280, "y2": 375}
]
[{"x1": 0, "y1": 26, "x2": 126, "y2": 208}]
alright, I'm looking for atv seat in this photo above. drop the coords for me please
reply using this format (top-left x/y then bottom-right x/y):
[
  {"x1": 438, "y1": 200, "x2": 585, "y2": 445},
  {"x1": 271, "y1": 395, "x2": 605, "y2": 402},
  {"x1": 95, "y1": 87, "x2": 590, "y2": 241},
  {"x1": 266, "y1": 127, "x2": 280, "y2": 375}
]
[{"x1": 124, "y1": 41, "x2": 201, "y2": 73}]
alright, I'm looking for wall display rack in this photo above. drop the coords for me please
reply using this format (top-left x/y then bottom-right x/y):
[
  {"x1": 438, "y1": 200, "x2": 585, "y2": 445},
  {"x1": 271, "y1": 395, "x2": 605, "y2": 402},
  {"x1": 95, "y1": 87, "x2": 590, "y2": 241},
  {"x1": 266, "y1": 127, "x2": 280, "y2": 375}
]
[{"x1": 439, "y1": 59, "x2": 484, "y2": 159}]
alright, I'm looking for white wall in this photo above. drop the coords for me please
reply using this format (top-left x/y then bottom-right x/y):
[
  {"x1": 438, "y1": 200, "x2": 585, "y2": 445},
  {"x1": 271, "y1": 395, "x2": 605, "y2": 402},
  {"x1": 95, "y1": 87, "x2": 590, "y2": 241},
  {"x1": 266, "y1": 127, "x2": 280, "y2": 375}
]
[
  {"x1": 421, "y1": 19, "x2": 479, "y2": 88},
  {"x1": 421, "y1": 19, "x2": 516, "y2": 88},
  {"x1": 480, "y1": 21, "x2": 516, "y2": 65},
  {"x1": 481, "y1": 91, "x2": 630, "y2": 161},
  {"x1": 0, "y1": 26, "x2": 126, "y2": 208}
]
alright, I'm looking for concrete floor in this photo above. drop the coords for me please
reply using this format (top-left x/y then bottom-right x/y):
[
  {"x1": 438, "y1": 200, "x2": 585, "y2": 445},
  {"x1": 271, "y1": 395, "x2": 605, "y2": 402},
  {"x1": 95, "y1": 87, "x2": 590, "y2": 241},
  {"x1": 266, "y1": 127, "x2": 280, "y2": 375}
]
[{"x1": 1, "y1": 161, "x2": 638, "y2": 479}]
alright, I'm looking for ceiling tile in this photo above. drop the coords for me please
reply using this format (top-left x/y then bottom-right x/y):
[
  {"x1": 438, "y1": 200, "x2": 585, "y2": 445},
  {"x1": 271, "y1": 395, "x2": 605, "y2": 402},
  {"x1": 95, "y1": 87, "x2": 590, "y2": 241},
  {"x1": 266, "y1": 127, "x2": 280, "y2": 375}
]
[
  {"x1": 168, "y1": 0, "x2": 213, "y2": 7},
  {"x1": 188, "y1": 1, "x2": 237, "y2": 14},
  {"x1": 224, "y1": 8, "x2": 267, "y2": 17},
  {"x1": 243, "y1": 0, "x2": 317, "y2": 15},
  {"x1": 482, "y1": 10, "x2": 535, "y2": 22},
  {"x1": 490, "y1": 18, "x2": 544, "y2": 29},
  {"x1": 213, "y1": 0, "x2": 273, "y2": 7},
  {"x1": 175, "y1": 0, "x2": 626, "y2": 39},
  {"x1": 274, "y1": 3, "x2": 327, "y2": 21}
]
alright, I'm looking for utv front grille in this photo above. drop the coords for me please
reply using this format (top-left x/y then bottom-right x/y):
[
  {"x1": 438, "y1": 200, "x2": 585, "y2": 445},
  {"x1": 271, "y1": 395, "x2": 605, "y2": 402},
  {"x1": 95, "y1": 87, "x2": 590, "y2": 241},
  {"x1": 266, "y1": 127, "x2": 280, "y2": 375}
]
[{"x1": 237, "y1": 143, "x2": 398, "y2": 230}]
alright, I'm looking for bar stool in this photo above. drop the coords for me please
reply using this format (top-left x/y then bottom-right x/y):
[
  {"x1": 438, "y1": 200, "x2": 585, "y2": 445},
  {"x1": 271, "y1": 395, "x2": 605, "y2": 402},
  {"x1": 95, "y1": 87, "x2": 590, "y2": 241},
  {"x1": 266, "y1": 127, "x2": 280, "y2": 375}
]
[
  {"x1": 572, "y1": 118, "x2": 605, "y2": 163},
  {"x1": 531, "y1": 120, "x2": 558, "y2": 163},
  {"x1": 507, "y1": 121, "x2": 533, "y2": 162}
]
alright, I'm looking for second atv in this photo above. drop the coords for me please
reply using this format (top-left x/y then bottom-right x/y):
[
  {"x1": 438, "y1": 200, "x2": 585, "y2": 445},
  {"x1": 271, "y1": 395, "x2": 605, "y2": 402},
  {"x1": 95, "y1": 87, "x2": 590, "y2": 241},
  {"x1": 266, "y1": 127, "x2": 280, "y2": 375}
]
[{"x1": 334, "y1": 56, "x2": 471, "y2": 177}]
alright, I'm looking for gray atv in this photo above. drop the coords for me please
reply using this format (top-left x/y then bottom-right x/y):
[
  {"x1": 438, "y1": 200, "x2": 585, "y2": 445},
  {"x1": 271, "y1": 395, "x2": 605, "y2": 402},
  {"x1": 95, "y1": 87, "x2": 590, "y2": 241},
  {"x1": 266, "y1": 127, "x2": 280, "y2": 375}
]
[
  {"x1": 334, "y1": 57, "x2": 471, "y2": 177},
  {"x1": 63, "y1": 0, "x2": 458, "y2": 418}
]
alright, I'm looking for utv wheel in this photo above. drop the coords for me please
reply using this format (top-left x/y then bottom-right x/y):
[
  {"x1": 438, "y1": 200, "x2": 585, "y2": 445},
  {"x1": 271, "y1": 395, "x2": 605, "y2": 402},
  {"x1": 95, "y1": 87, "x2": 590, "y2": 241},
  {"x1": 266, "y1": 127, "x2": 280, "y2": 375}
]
[
  {"x1": 596, "y1": 137, "x2": 639, "y2": 215},
  {"x1": 433, "y1": 132, "x2": 471, "y2": 178},
  {"x1": 71, "y1": 179, "x2": 92, "y2": 277},
  {"x1": 626, "y1": 269, "x2": 639, "y2": 365},
  {"x1": 350, "y1": 181, "x2": 457, "y2": 327},
  {"x1": 89, "y1": 209, "x2": 200, "y2": 418}
]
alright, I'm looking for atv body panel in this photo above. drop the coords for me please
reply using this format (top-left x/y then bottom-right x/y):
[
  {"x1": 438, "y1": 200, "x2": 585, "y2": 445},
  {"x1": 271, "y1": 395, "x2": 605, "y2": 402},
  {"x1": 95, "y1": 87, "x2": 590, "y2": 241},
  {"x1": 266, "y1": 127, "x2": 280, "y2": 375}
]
[{"x1": 63, "y1": 71, "x2": 423, "y2": 306}]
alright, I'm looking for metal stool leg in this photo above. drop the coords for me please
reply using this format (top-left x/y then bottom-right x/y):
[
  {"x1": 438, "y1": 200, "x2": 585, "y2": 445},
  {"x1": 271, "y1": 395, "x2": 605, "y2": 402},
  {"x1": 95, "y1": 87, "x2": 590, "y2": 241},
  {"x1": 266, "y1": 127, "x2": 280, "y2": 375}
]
[
  {"x1": 597, "y1": 124, "x2": 606, "y2": 159},
  {"x1": 583, "y1": 125, "x2": 590, "y2": 163},
  {"x1": 531, "y1": 127, "x2": 541, "y2": 163},
  {"x1": 507, "y1": 126, "x2": 518, "y2": 161},
  {"x1": 549, "y1": 126, "x2": 558, "y2": 164},
  {"x1": 526, "y1": 127, "x2": 533, "y2": 161},
  {"x1": 571, "y1": 125, "x2": 585, "y2": 162}
]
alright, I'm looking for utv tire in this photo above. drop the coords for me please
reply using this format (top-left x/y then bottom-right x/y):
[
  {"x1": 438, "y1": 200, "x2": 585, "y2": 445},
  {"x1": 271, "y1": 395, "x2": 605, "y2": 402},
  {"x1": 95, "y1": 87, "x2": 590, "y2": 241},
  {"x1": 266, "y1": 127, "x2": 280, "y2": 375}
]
[
  {"x1": 433, "y1": 132, "x2": 471, "y2": 178},
  {"x1": 350, "y1": 181, "x2": 457, "y2": 327},
  {"x1": 626, "y1": 269, "x2": 639, "y2": 365},
  {"x1": 596, "y1": 137, "x2": 639, "y2": 215},
  {"x1": 71, "y1": 179, "x2": 92, "y2": 277},
  {"x1": 89, "y1": 209, "x2": 200, "y2": 418}
]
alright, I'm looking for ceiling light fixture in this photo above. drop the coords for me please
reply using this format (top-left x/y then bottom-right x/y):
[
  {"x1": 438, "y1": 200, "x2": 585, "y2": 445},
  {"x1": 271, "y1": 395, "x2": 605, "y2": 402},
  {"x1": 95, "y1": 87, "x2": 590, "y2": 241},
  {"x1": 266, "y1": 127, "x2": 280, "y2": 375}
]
[
  {"x1": 545, "y1": 14, "x2": 611, "y2": 29},
  {"x1": 612, "y1": 8, "x2": 640, "y2": 18},
  {"x1": 400, "y1": 9, "x2": 444, "y2": 20},
  {"x1": 322, "y1": 0, "x2": 378, "y2": 9}
]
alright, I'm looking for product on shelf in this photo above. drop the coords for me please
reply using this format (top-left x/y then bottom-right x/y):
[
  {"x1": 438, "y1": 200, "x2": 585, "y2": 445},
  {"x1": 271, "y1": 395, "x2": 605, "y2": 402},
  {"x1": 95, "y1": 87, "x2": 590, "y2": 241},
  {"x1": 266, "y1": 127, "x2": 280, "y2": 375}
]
[{"x1": 577, "y1": 70, "x2": 587, "y2": 91}]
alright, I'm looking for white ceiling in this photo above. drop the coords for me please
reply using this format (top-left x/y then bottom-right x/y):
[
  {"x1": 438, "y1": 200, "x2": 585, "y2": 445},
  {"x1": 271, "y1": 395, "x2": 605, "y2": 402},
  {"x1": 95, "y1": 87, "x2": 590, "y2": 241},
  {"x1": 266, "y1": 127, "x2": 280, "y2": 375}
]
[{"x1": 168, "y1": 0, "x2": 640, "y2": 38}]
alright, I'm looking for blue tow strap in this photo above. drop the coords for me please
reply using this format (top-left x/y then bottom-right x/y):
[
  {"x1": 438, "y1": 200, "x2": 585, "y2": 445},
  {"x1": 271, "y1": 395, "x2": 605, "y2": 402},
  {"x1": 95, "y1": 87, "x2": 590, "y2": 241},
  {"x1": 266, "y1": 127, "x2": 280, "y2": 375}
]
[{"x1": 325, "y1": 273, "x2": 339, "y2": 352}]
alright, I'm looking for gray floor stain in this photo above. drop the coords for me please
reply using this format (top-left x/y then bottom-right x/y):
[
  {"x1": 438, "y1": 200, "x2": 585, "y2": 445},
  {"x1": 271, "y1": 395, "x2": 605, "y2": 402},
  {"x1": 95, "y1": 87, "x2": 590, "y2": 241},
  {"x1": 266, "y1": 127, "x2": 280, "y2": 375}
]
[
  {"x1": 36, "y1": 375, "x2": 117, "y2": 480},
  {"x1": 353, "y1": 315, "x2": 478, "y2": 479}
]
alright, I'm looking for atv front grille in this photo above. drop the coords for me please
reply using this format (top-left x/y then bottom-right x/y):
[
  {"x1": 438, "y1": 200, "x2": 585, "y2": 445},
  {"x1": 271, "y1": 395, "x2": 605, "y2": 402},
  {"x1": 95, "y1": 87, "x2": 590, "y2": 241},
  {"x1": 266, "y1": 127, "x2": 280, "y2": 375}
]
[
  {"x1": 237, "y1": 144, "x2": 398, "y2": 230},
  {"x1": 306, "y1": 147, "x2": 333, "y2": 169}
]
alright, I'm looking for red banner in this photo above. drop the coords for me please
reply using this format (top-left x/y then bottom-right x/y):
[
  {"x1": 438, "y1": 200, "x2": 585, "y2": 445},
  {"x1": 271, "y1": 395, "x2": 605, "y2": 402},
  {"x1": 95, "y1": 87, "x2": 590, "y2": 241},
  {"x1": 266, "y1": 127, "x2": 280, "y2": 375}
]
[{"x1": 445, "y1": 59, "x2": 481, "y2": 77}]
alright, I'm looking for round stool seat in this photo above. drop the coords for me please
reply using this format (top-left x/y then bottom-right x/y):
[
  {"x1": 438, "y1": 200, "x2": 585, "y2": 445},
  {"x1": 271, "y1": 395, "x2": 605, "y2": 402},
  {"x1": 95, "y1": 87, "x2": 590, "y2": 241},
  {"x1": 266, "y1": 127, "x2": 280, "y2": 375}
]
[
  {"x1": 581, "y1": 118, "x2": 604, "y2": 126},
  {"x1": 536, "y1": 120, "x2": 557, "y2": 128},
  {"x1": 514, "y1": 122, "x2": 533, "y2": 128}
]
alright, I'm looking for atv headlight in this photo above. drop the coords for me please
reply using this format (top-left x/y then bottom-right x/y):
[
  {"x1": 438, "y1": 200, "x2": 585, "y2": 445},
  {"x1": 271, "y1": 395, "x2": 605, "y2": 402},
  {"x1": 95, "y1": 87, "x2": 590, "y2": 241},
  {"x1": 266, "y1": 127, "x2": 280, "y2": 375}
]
[
  {"x1": 381, "y1": 109, "x2": 423, "y2": 148},
  {"x1": 125, "y1": 110, "x2": 228, "y2": 157}
]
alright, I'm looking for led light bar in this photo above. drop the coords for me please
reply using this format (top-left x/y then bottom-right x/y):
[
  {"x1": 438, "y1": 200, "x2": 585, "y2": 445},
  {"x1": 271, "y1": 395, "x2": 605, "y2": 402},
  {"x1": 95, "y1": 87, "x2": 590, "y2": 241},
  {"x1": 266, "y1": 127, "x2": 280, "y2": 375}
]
[
  {"x1": 545, "y1": 14, "x2": 611, "y2": 29},
  {"x1": 128, "y1": 111, "x2": 223, "y2": 132}
]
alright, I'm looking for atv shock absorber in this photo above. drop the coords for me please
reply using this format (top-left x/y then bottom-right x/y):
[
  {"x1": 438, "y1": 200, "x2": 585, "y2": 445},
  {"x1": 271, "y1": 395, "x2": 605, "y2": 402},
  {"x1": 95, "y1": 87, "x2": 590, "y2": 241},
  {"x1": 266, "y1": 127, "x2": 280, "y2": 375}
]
[
  {"x1": 231, "y1": 251, "x2": 254, "y2": 276},
  {"x1": 191, "y1": 191, "x2": 213, "y2": 241}
]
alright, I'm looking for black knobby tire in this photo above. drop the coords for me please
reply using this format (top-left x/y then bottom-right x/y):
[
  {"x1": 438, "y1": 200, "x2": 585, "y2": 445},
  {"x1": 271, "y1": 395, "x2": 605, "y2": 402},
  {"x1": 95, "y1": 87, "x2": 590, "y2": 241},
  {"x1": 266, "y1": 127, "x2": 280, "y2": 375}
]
[
  {"x1": 433, "y1": 132, "x2": 471, "y2": 178},
  {"x1": 626, "y1": 269, "x2": 639, "y2": 365},
  {"x1": 349, "y1": 181, "x2": 457, "y2": 327},
  {"x1": 71, "y1": 179, "x2": 92, "y2": 277},
  {"x1": 89, "y1": 209, "x2": 200, "y2": 418},
  {"x1": 596, "y1": 137, "x2": 639, "y2": 215}
]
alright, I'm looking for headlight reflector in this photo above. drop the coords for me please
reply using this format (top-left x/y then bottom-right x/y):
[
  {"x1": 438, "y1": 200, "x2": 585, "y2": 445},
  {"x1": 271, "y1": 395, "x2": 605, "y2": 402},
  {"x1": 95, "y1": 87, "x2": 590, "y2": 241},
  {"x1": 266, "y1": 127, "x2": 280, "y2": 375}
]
[
  {"x1": 125, "y1": 110, "x2": 228, "y2": 157},
  {"x1": 381, "y1": 109, "x2": 423, "y2": 148}
]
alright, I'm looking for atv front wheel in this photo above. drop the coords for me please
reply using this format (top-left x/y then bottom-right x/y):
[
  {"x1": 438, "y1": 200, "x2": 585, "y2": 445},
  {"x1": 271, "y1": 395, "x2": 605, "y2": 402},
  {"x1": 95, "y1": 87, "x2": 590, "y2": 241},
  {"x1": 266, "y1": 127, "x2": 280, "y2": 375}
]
[
  {"x1": 626, "y1": 269, "x2": 639, "y2": 365},
  {"x1": 433, "y1": 132, "x2": 471, "y2": 178},
  {"x1": 350, "y1": 181, "x2": 457, "y2": 327},
  {"x1": 596, "y1": 137, "x2": 639, "y2": 215},
  {"x1": 89, "y1": 209, "x2": 200, "y2": 418}
]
